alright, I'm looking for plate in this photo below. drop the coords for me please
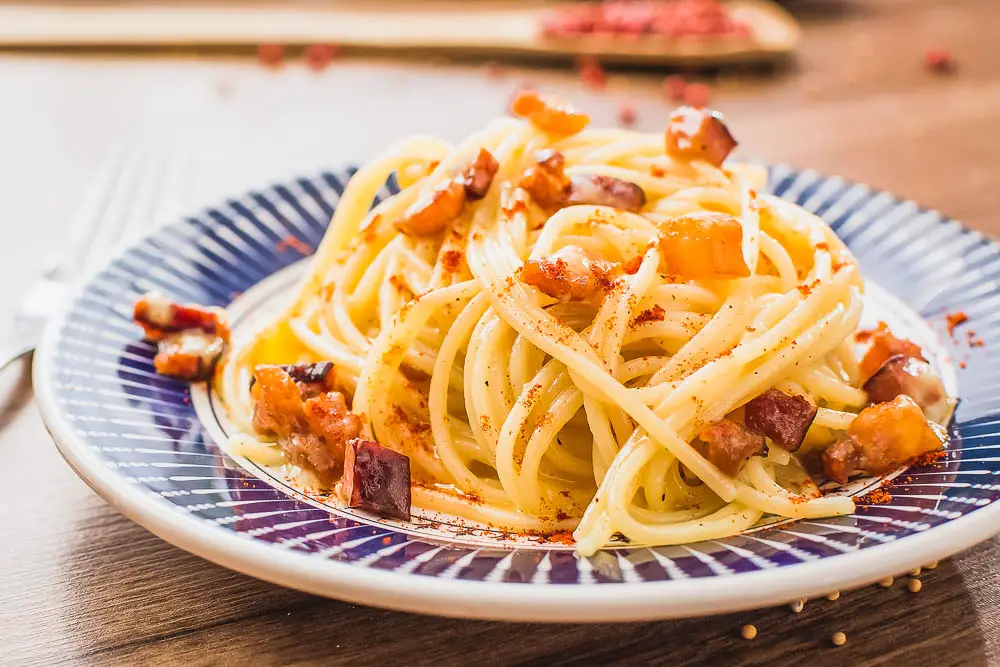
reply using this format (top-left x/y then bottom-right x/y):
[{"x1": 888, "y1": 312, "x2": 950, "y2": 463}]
[{"x1": 34, "y1": 165, "x2": 1000, "y2": 622}]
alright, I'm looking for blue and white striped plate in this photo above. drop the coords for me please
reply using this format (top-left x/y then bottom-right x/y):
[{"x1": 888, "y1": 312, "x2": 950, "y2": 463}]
[{"x1": 34, "y1": 166, "x2": 1000, "y2": 621}]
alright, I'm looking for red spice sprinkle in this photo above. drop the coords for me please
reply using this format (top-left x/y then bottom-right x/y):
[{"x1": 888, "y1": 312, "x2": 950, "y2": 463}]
[
  {"x1": 484, "y1": 61, "x2": 507, "y2": 80},
  {"x1": 256, "y1": 43, "x2": 285, "y2": 68},
  {"x1": 924, "y1": 47, "x2": 955, "y2": 75},
  {"x1": 662, "y1": 74, "x2": 688, "y2": 103},
  {"x1": 946, "y1": 311, "x2": 968, "y2": 337},
  {"x1": 618, "y1": 102, "x2": 638, "y2": 127},
  {"x1": 857, "y1": 487, "x2": 892, "y2": 505},
  {"x1": 622, "y1": 255, "x2": 644, "y2": 274},
  {"x1": 304, "y1": 43, "x2": 339, "y2": 71},
  {"x1": 915, "y1": 449, "x2": 948, "y2": 466},
  {"x1": 633, "y1": 304, "x2": 667, "y2": 326},
  {"x1": 575, "y1": 55, "x2": 607, "y2": 89},
  {"x1": 276, "y1": 235, "x2": 314, "y2": 255},
  {"x1": 546, "y1": 531, "x2": 576, "y2": 546},
  {"x1": 683, "y1": 81, "x2": 712, "y2": 107}
]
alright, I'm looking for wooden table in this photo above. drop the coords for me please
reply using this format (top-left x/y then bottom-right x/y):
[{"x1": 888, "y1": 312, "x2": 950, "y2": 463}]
[{"x1": 3, "y1": 0, "x2": 1000, "y2": 663}]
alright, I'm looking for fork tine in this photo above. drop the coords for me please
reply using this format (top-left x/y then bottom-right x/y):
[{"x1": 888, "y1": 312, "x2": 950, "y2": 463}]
[
  {"x1": 83, "y1": 150, "x2": 152, "y2": 273},
  {"x1": 48, "y1": 149, "x2": 130, "y2": 278}
]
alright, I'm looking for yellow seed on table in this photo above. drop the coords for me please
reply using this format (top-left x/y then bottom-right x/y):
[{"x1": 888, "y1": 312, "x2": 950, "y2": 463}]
[
  {"x1": 924, "y1": 560, "x2": 939, "y2": 570},
  {"x1": 827, "y1": 591, "x2": 840, "y2": 601},
  {"x1": 878, "y1": 576, "x2": 894, "y2": 588},
  {"x1": 832, "y1": 631, "x2": 847, "y2": 647},
  {"x1": 909, "y1": 567, "x2": 922, "y2": 577},
  {"x1": 790, "y1": 599, "x2": 805, "y2": 613},
  {"x1": 741, "y1": 624, "x2": 758, "y2": 640},
  {"x1": 909, "y1": 578, "x2": 923, "y2": 593}
]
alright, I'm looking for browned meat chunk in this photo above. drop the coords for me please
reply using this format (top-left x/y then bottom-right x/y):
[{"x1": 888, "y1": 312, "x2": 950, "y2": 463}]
[
  {"x1": 251, "y1": 366, "x2": 307, "y2": 437},
  {"x1": 460, "y1": 148, "x2": 499, "y2": 201},
  {"x1": 251, "y1": 365, "x2": 361, "y2": 482},
  {"x1": 152, "y1": 331, "x2": 226, "y2": 381},
  {"x1": 133, "y1": 291, "x2": 230, "y2": 341},
  {"x1": 133, "y1": 292, "x2": 230, "y2": 381},
  {"x1": 521, "y1": 245, "x2": 618, "y2": 304},
  {"x1": 341, "y1": 438, "x2": 411, "y2": 520},
  {"x1": 251, "y1": 361, "x2": 336, "y2": 398},
  {"x1": 864, "y1": 354, "x2": 950, "y2": 422},
  {"x1": 394, "y1": 179, "x2": 466, "y2": 237},
  {"x1": 510, "y1": 89, "x2": 590, "y2": 136},
  {"x1": 857, "y1": 321, "x2": 925, "y2": 381},
  {"x1": 567, "y1": 174, "x2": 646, "y2": 212},
  {"x1": 848, "y1": 394, "x2": 945, "y2": 476},
  {"x1": 665, "y1": 106, "x2": 738, "y2": 168},
  {"x1": 822, "y1": 437, "x2": 861, "y2": 484},
  {"x1": 520, "y1": 149, "x2": 572, "y2": 210},
  {"x1": 699, "y1": 419, "x2": 766, "y2": 475},
  {"x1": 301, "y1": 392, "x2": 362, "y2": 477},
  {"x1": 744, "y1": 388, "x2": 818, "y2": 452}
]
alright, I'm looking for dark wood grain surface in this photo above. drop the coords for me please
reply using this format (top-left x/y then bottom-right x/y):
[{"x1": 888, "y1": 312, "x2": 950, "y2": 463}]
[{"x1": 3, "y1": 1, "x2": 1000, "y2": 664}]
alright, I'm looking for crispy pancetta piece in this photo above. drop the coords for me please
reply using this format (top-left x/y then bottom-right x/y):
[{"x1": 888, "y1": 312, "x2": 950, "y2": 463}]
[
  {"x1": 821, "y1": 437, "x2": 862, "y2": 485},
  {"x1": 521, "y1": 245, "x2": 618, "y2": 304},
  {"x1": 657, "y1": 212, "x2": 750, "y2": 279},
  {"x1": 251, "y1": 365, "x2": 361, "y2": 481},
  {"x1": 823, "y1": 394, "x2": 945, "y2": 482},
  {"x1": 699, "y1": 418, "x2": 766, "y2": 475},
  {"x1": 520, "y1": 149, "x2": 572, "y2": 210},
  {"x1": 341, "y1": 438, "x2": 411, "y2": 520},
  {"x1": 744, "y1": 388, "x2": 818, "y2": 452},
  {"x1": 250, "y1": 361, "x2": 336, "y2": 399},
  {"x1": 133, "y1": 291, "x2": 229, "y2": 340},
  {"x1": 460, "y1": 148, "x2": 499, "y2": 201},
  {"x1": 394, "y1": 179, "x2": 466, "y2": 237},
  {"x1": 133, "y1": 292, "x2": 230, "y2": 381},
  {"x1": 665, "y1": 106, "x2": 738, "y2": 168},
  {"x1": 864, "y1": 354, "x2": 950, "y2": 423},
  {"x1": 567, "y1": 174, "x2": 646, "y2": 212},
  {"x1": 510, "y1": 89, "x2": 590, "y2": 136},
  {"x1": 858, "y1": 321, "x2": 926, "y2": 381}
]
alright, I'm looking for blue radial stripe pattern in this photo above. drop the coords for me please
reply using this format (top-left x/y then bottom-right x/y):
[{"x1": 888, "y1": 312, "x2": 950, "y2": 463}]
[{"x1": 44, "y1": 166, "x2": 1000, "y2": 586}]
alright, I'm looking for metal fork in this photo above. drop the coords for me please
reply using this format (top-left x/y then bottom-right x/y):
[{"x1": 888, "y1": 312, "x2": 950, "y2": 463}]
[{"x1": 0, "y1": 149, "x2": 189, "y2": 372}]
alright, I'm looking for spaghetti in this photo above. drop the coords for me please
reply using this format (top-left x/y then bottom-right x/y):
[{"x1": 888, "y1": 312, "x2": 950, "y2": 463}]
[{"x1": 215, "y1": 94, "x2": 948, "y2": 555}]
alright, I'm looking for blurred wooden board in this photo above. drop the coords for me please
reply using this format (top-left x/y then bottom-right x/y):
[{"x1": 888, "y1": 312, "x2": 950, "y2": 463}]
[{"x1": 0, "y1": 1, "x2": 800, "y2": 66}]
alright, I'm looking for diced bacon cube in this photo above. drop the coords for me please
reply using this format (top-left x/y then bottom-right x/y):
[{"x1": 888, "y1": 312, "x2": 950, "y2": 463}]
[
  {"x1": 665, "y1": 106, "x2": 736, "y2": 167},
  {"x1": 699, "y1": 418, "x2": 766, "y2": 475},
  {"x1": 863, "y1": 354, "x2": 950, "y2": 423},
  {"x1": 744, "y1": 388, "x2": 817, "y2": 452},
  {"x1": 341, "y1": 439, "x2": 412, "y2": 520}
]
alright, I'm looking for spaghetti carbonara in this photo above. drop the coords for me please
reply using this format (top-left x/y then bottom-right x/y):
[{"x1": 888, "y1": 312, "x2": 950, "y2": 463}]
[{"x1": 208, "y1": 93, "x2": 950, "y2": 555}]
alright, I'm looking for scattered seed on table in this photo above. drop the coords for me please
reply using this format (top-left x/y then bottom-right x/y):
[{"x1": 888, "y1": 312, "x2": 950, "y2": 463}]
[
  {"x1": 827, "y1": 591, "x2": 840, "y2": 601},
  {"x1": 909, "y1": 578, "x2": 923, "y2": 593},
  {"x1": 832, "y1": 631, "x2": 847, "y2": 647},
  {"x1": 790, "y1": 599, "x2": 805, "y2": 613},
  {"x1": 741, "y1": 624, "x2": 758, "y2": 640},
  {"x1": 924, "y1": 560, "x2": 939, "y2": 570},
  {"x1": 878, "y1": 576, "x2": 894, "y2": 587},
  {"x1": 909, "y1": 567, "x2": 922, "y2": 577}
]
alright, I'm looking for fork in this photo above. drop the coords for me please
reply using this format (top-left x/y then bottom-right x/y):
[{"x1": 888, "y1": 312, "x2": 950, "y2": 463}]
[{"x1": 0, "y1": 148, "x2": 190, "y2": 372}]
